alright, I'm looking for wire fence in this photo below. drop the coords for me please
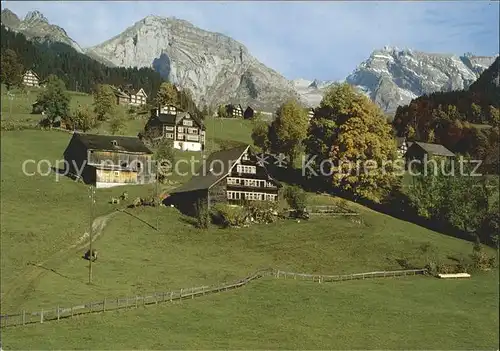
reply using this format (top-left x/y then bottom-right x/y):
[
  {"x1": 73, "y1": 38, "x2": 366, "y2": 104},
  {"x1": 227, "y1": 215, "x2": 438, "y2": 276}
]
[{"x1": 0, "y1": 268, "x2": 426, "y2": 329}]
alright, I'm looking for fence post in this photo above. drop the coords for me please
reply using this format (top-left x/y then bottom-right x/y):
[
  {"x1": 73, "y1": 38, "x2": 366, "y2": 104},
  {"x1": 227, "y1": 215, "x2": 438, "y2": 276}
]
[
  {"x1": 22, "y1": 310, "x2": 26, "y2": 325},
  {"x1": 57, "y1": 306, "x2": 60, "y2": 320},
  {"x1": 103, "y1": 298, "x2": 106, "y2": 312},
  {"x1": 192, "y1": 288, "x2": 194, "y2": 299},
  {"x1": 71, "y1": 307, "x2": 73, "y2": 318},
  {"x1": 170, "y1": 291, "x2": 173, "y2": 302},
  {"x1": 180, "y1": 289, "x2": 183, "y2": 299},
  {"x1": 156, "y1": 293, "x2": 159, "y2": 305},
  {"x1": 40, "y1": 309, "x2": 44, "y2": 324},
  {"x1": 135, "y1": 296, "x2": 138, "y2": 308}
]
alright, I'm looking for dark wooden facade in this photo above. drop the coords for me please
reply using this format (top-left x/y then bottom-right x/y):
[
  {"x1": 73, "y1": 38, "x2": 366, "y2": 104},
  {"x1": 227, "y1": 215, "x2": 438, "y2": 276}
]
[
  {"x1": 145, "y1": 105, "x2": 206, "y2": 151},
  {"x1": 63, "y1": 133, "x2": 155, "y2": 188},
  {"x1": 404, "y1": 141, "x2": 455, "y2": 171},
  {"x1": 168, "y1": 145, "x2": 280, "y2": 216},
  {"x1": 244, "y1": 106, "x2": 255, "y2": 120}
]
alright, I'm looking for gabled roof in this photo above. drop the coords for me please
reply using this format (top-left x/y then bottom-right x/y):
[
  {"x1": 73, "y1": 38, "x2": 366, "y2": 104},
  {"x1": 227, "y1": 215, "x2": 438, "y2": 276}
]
[
  {"x1": 156, "y1": 110, "x2": 205, "y2": 130},
  {"x1": 71, "y1": 133, "x2": 153, "y2": 154},
  {"x1": 111, "y1": 86, "x2": 131, "y2": 99},
  {"x1": 129, "y1": 87, "x2": 148, "y2": 97},
  {"x1": 170, "y1": 145, "x2": 250, "y2": 194},
  {"x1": 24, "y1": 70, "x2": 39, "y2": 79},
  {"x1": 410, "y1": 142, "x2": 455, "y2": 157}
]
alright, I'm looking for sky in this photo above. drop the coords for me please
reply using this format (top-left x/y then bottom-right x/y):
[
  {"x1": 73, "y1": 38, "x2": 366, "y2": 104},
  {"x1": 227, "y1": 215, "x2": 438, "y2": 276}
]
[{"x1": 1, "y1": 1, "x2": 499, "y2": 81}]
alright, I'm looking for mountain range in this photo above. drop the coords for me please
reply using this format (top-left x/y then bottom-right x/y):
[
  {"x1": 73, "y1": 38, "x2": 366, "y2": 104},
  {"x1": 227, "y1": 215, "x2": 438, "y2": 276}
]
[{"x1": 1, "y1": 8, "x2": 497, "y2": 113}]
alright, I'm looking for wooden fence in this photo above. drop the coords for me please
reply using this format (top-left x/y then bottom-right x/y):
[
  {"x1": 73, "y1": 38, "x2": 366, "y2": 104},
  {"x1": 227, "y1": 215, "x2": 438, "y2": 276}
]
[
  {"x1": 306, "y1": 205, "x2": 359, "y2": 216},
  {"x1": 0, "y1": 268, "x2": 426, "y2": 329},
  {"x1": 275, "y1": 269, "x2": 427, "y2": 282}
]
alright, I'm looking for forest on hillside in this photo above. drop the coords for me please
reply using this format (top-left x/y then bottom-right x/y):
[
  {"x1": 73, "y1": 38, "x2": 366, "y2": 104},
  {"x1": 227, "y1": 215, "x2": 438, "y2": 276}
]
[
  {"x1": 0, "y1": 25, "x2": 165, "y2": 98},
  {"x1": 392, "y1": 57, "x2": 499, "y2": 162}
]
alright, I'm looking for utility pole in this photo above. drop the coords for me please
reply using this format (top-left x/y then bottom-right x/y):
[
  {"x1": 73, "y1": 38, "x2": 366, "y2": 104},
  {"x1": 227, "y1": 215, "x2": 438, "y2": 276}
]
[
  {"x1": 155, "y1": 160, "x2": 159, "y2": 231},
  {"x1": 88, "y1": 185, "x2": 95, "y2": 284},
  {"x1": 8, "y1": 93, "x2": 14, "y2": 118},
  {"x1": 213, "y1": 115, "x2": 217, "y2": 151}
]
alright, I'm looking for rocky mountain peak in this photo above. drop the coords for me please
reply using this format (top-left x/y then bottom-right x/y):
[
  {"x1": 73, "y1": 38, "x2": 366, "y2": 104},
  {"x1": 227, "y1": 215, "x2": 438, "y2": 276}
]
[
  {"x1": 24, "y1": 10, "x2": 48, "y2": 24},
  {"x1": 2, "y1": 8, "x2": 83, "y2": 53},
  {"x1": 0, "y1": 8, "x2": 21, "y2": 28},
  {"x1": 85, "y1": 14, "x2": 298, "y2": 110}
]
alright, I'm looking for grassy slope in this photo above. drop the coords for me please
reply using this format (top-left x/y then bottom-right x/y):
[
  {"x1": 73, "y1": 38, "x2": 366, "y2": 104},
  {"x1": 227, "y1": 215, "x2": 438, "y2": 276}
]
[
  {"x1": 3, "y1": 274, "x2": 498, "y2": 350},
  {"x1": 1, "y1": 88, "x2": 498, "y2": 349}
]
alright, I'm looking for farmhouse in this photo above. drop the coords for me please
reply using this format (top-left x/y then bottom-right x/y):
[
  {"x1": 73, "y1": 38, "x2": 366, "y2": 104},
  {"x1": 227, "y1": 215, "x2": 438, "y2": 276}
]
[
  {"x1": 111, "y1": 87, "x2": 131, "y2": 106},
  {"x1": 122, "y1": 86, "x2": 148, "y2": 106},
  {"x1": 22, "y1": 70, "x2": 40, "y2": 87},
  {"x1": 244, "y1": 106, "x2": 255, "y2": 119},
  {"x1": 63, "y1": 133, "x2": 155, "y2": 188},
  {"x1": 167, "y1": 145, "x2": 280, "y2": 216},
  {"x1": 404, "y1": 141, "x2": 455, "y2": 169},
  {"x1": 226, "y1": 104, "x2": 244, "y2": 118},
  {"x1": 145, "y1": 105, "x2": 206, "y2": 152}
]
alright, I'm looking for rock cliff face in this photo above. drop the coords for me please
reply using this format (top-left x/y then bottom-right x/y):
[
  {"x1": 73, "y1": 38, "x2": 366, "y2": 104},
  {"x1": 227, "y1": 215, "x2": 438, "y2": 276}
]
[
  {"x1": 2, "y1": 8, "x2": 496, "y2": 113},
  {"x1": 1, "y1": 9, "x2": 83, "y2": 53},
  {"x1": 296, "y1": 47, "x2": 496, "y2": 112},
  {"x1": 85, "y1": 15, "x2": 298, "y2": 110}
]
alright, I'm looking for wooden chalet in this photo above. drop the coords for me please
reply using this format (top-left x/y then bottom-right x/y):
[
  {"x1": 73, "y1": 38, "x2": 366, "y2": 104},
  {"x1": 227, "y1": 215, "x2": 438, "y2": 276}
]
[
  {"x1": 111, "y1": 86, "x2": 131, "y2": 106},
  {"x1": 22, "y1": 70, "x2": 40, "y2": 87},
  {"x1": 226, "y1": 104, "x2": 244, "y2": 118},
  {"x1": 129, "y1": 88, "x2": 147, "y2": 106},
  {"x1": 63, "y1": 133, "x2": 155, "y2": 188},
  {"x1": 244, "y1": 106, "x2": 255, "y2": 120},
  {"x1": 145, "y1": 105, "x2": 206, "y2": 152},
  {"x1": 121, "y1": 85, "x2": 148, "y2": 106},
  {"x1": 167, "y1": 145, "x2": 280, "y2": 216},
  {"x1": 404, "y1": 141, "x2": 455, "y2": 169}
]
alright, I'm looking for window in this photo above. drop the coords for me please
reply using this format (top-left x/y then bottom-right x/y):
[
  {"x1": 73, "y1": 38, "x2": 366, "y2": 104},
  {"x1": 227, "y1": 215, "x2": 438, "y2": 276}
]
[
  {"x1": 114, "y1": 171, "x2": 120, "y2": 176},
  {"x1": 165, "y1": 133, "x2": 174, "y2": 139},
  {"x1": 165, "y1": 126, "x2": 174, "y2": 131},
  {"x1": 177, "y1": 134, "x2": 185, "y2": 140},
  {"x1": 183, "y1": 119, "x2": 193, "y2": 126},
  {"x1": 188, "y1": 128, "x2": 198, "y2": 134},
  {"x1": 186, "y1": 135, "x2": 199, "y2": 141},
  {"x1": 236, "y1": 165, "x2": 256, "y2": 174},
  {"x1": 177, "y1": 126, "x2": 184, "y2": 133}
]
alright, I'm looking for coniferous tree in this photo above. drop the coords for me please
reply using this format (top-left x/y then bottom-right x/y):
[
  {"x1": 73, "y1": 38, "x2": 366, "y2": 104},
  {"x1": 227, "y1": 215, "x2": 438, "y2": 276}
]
[{"x1": 0, "y1": 48, "x2": 23, "y2": 90}]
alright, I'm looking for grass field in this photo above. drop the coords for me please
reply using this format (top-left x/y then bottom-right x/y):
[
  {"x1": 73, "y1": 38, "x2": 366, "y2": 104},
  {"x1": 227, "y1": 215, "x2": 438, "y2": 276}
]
[
  {"x1": 0, "y1": 86, "x2": 254, "y2": 141},
  {"x1": 2, "y1": 274, "x2": 498, "y2": 349},
  {"x1": 1, "y1": 88, "x2": 499, "y2": 349}
]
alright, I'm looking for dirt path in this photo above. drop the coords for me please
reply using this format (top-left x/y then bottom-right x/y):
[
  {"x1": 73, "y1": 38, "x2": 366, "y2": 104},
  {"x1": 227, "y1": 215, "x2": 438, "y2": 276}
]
[{"x1": 1, "y1": 210, "x2": 120, "y2": 311}]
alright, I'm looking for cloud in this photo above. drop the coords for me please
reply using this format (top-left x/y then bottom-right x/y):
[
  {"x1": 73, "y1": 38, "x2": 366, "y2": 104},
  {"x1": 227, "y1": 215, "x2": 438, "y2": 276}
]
[{"x1": 2, "y1": 1, "x2": 498, "y2": 80}]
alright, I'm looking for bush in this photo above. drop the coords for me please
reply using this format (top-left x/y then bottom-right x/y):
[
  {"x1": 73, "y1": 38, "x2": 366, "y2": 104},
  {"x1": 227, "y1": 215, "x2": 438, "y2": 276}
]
[
  {"x1": 245, "y1": 201, "x2": 279, "y2": 224},
  {"x1": 283, "y1": 185, "x2": 307, "y2": 211},
  {"x1": 211, "y1": 203, "x2": 247, "y2": 228},
  {"x1": 195, "y1": 198, "x2": 209, "y2": 229},
  {"x1": 471, "y1": 238, "x2": 497, "y2": 270}
]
